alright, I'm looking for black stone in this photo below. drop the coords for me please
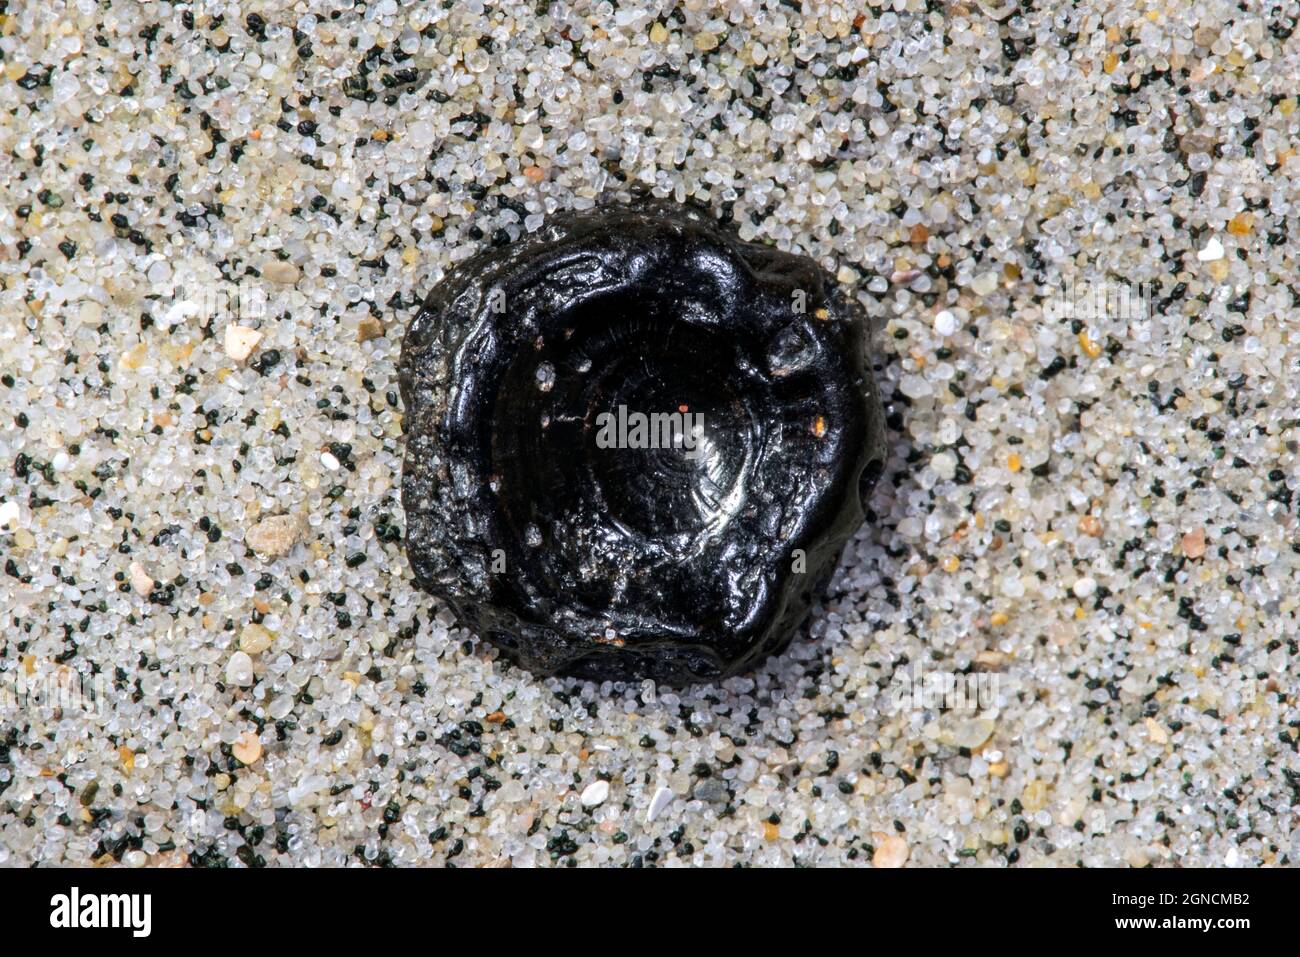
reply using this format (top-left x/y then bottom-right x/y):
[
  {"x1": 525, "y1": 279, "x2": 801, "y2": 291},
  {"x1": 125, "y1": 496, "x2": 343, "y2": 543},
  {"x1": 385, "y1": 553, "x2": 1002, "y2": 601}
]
[{"x1": 399, "y1": 201, "x2": 886, "y2": 685}]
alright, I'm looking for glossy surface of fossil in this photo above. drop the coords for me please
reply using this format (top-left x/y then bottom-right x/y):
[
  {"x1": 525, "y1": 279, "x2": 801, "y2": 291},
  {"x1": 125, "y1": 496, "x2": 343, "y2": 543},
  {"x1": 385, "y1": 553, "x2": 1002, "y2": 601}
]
[{"x1": 400, "y1": 202, "x2": 887, "y2": 684}]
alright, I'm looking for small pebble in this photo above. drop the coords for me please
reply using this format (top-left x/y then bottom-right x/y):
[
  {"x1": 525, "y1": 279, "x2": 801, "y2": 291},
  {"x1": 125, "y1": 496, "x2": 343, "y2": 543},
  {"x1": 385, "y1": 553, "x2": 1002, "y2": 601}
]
[
  {"x1": 1145, "y1": 718, "x2": 1169, "y2": 746},
  {"x1": 232, "y1": 730, "x2": 263, "y2": 765},
  {"x1": 1196, "y1": 236, "x2": 1225, "y2": 261},
  {"x1": 930, "y1": 451, "x2": 957, "y2": 480},
  {"x1": 580, "y1": 780, "x2": 610, "y2": 807},
  {"x1": 225, "y1": 651, "x2": 255, "y2": 687},
  {"x1": 692, "y1": 778, "x2": 729, "y2": 803},
  {"x1": 239, "y1": 623, "x2": 274, "y2": 655},
  {"x1": 872, "y1": 834, "x2": 910, "y2": 868},
  {"x1": 951, "y1": 717, "x2": 997, "y2": 750},
  {"x1": 262, "y1": 260, "x2": 300, "y2": 284},
  {"x1": 970, "y1": 271, "x2": 999, "y2": 296},
  {"x1": 1072, "y1": 577, "x2": 1097, "y2": 599},
  {"x1": 646, "y1": 786, "x2": 674, "y2": 823},
  {"x1": 1022, "y1": 780, "x2": 1050, "y2": 812},
  {"x1": 357, "y1": 317, "x2": 385, "y2": 342},
  {"x1": 127, "y1": 561, "x2": 154, "y2": 597},
  {"x1": 223, "y1": 324, "x2": 263, "y2": 362},
  {"x1": 244, "y1": 514, "x2": 302, "y2": 558}
]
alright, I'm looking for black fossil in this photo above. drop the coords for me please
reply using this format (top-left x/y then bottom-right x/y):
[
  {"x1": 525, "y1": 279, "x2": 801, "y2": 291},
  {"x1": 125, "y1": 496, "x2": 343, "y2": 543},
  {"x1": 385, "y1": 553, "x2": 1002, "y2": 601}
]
[{"x1": 399, "y1": 201, "x2": 886, "y2": 685}]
